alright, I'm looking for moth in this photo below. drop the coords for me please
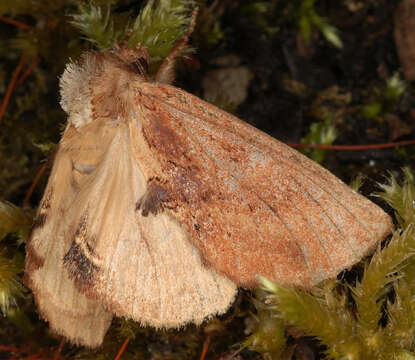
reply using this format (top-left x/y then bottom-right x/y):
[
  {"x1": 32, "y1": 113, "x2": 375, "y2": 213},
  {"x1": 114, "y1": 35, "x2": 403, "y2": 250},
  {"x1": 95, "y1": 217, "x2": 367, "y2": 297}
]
[{"x1": 24, "y1": 12, "x2": 392, "y2": 348}]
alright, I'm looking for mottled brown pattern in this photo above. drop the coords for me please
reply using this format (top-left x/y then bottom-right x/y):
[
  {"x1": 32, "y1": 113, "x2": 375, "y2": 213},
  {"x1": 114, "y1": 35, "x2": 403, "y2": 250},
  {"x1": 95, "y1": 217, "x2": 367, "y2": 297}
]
[
  {"x1": 141, "y1": 113, "x2": 209, "y2": 210},
  {"x1": 165, "y1": 162, "x2": 206, "y2": 209},
  {"x1": 143, "y1": 112, "x2": 189, "y2": 159},
  {"x1": 136, "y1": 180, "x2": 172, "y2": 216},
  {"x1": 64, "y1": 241, "x2": 99, "y2": 293},
  {"x1": 134, "y1": 82, "x2": 393, "y2": 288},
  {"x1": 87, "y1": 50, "x2": 147, "y2": 121}
]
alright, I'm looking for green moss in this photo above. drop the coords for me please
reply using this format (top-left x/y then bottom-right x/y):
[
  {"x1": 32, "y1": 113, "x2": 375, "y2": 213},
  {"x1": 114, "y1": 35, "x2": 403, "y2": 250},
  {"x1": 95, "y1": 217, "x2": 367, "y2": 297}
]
[
  {"x1": 244, "y1": 293, "x2": 286, "y2": 358},
  {"x1": 301, "y1": 115, "x2": 338, "y2": 164},
  {"x1": 70, "y1": 4, "x2": 125, "y2": 50},
  {"x1": 297, "y1": 0, "x2": 342, "y2": 48},
  {"x1": 377, "y1": 168, "x2": 415, "y2": 228},
  {"x1": 0, "y1": 251, "x2": 25, "y2": 316},
  {"x1": 70, "y1": 0, "x2": 194, "y2": 65},
  {"x1": 0, "y1": 201, "x2": 32, "y2": 243},
  {"x1": 360, "y1": 73, "x2": 408, "y2": 122},
  {"x1": 127, "y1": 0, "x2": 194, "y2": 61}
]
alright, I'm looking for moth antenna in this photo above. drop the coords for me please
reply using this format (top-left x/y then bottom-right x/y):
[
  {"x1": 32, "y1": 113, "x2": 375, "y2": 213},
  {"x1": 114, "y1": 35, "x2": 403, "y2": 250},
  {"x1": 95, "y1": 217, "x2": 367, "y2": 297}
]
[{"x1": 155, "y1": 6, "x2": 199, "y2": 84}]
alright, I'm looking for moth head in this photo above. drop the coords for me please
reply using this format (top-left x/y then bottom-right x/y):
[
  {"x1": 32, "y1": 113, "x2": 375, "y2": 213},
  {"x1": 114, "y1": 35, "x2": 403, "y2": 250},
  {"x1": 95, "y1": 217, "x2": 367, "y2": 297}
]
[
  {"x1": 60, "y1": 45, "x2": 150, "y2": 128},
  {"x1": 112, "y1": 45, "x2": 150, "y2": 77}
]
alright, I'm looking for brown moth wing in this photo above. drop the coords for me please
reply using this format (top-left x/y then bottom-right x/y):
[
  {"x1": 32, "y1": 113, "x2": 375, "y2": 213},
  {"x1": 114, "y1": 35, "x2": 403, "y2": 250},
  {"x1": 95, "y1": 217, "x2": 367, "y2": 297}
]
[
  {"x1": 131, "y1": 83, "x2": 393, "y2": 288},
  {"x1": 60, "y1": 122, "x2": 236, "y2": 328},
  {"x1": 24, "y1": 124, "x2": 113, "y2": 347}
]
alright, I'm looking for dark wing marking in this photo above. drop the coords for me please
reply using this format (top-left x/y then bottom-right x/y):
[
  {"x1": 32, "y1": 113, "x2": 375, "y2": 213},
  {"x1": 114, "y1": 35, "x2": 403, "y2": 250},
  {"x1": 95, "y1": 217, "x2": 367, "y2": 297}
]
[
  {"x1": 136, "y1": 179, "x2": 172, "y2": 216},
  {"x1": 64, "y1": 212, "x2": 101, "y2": 293},
  {"x1": 134, "y1": 82, "x2": 393, "y2": 288}
]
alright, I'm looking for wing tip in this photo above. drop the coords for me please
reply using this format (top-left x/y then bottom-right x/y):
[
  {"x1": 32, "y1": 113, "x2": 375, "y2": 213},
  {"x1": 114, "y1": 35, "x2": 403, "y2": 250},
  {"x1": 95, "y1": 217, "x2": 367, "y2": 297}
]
[{"x1": 307, "y1": 209, "x2": 393, "y2": 288}]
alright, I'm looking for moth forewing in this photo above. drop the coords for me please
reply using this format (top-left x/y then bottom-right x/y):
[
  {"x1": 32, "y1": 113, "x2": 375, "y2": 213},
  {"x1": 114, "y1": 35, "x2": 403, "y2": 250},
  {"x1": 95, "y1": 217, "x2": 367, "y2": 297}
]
[
  {"x1": 132, "y1": 81, "x2": 393, "y2": 288},
  {"x1": 24, "y1": 131, "x2": 113, "y2": 347}
]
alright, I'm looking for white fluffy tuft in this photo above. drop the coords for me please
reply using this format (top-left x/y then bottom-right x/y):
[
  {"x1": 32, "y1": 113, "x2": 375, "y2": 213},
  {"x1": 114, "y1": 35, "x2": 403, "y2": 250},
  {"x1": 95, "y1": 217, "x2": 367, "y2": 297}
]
[{"x1": 59, "y1": 57, "x2": 96, "y2": 128}]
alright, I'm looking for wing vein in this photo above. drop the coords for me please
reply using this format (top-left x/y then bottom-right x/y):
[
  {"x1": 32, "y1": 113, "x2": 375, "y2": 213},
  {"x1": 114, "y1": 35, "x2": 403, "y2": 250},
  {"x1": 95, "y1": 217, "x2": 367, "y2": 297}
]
[
  {"x1": 178, "y1": 122, "x2": 313, "y2": 280},
  {"x1": 157, "y1": 98, "x2": 377, "y2": 240},
  {"x1": 293, "y1": 176, "x2": 358, "y2": 258},
  {"x1": 287, "y1": 177, "x2": 338, "y2": 272}
]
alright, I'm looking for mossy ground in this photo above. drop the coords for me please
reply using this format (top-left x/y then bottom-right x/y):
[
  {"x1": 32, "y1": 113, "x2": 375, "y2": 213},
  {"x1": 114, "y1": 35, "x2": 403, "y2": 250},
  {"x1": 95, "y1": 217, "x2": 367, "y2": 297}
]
[{"x1": 0, "y1": 1, "x2": 414, "y2": 359}]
